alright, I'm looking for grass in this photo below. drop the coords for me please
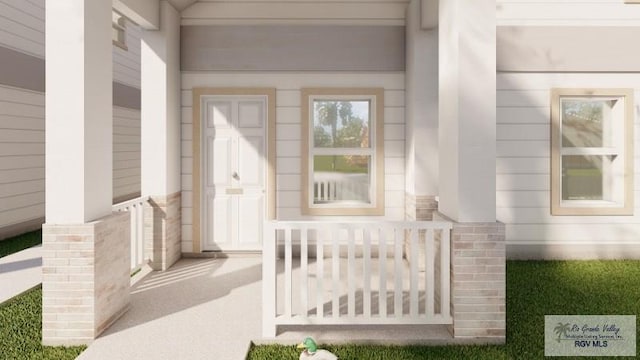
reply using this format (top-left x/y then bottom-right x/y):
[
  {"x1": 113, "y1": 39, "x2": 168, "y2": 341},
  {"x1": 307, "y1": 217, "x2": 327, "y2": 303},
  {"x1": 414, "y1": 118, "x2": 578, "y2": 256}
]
[
  {"x1": 0, "y1": 229, "x2": 42, "y2": 259},
  {"x1": 0, "y1": 286, "x2": 86, "y2": 360},
  {"x1": 247, "y1": 260, "x2": 640, "y2": 360}
]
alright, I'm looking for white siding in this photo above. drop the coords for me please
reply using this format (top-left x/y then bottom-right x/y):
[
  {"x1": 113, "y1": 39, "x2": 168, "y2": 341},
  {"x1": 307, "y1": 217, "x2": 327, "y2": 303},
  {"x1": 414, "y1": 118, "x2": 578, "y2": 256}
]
[
  {"x1": 497, "y1": 73, "x2": 640, "y2": 248},
  {"x1": 0, "y1": 84, "x2": 44, "y2": 228},
  {"x1": 113, "y1": 18, "x2": 141, "y2": 89},
  {"x1": 0, "y1": 0, "x2": 44, "y2": 58},
  {"x1": 497, "y1": 0, "x2": 640, "y2": 26},
  {"x1": 182, "y1": 0, "x2": 410, "y2": 26},
  {"x1": 113, "y1": 107, "x2": 141, "y2": 201},
  {"x1": 181, "y1": 72, "x2": 406, "y2": 251}
]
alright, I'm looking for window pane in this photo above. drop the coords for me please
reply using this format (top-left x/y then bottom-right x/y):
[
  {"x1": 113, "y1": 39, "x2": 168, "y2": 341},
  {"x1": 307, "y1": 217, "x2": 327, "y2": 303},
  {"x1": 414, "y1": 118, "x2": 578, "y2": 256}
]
[
  {"x1": 561, "y1": 98, "x2": 617, "y2": 147},
  {"x1": 313, "y1": 100, "x2": 370, "y2": 148},
  {"x1": 313, "y1": 155, "x2": 371, "y2": 204},
  {"x1": 562, "y1": 155, "x2": 605, "y2": 201}
]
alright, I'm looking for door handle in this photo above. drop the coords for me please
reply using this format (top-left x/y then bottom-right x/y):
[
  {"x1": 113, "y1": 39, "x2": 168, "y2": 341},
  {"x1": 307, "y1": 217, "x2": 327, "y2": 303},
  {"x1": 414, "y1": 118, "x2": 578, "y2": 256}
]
[{"x1": 232, "y1": 171, "x2": 240, "y2": 180}]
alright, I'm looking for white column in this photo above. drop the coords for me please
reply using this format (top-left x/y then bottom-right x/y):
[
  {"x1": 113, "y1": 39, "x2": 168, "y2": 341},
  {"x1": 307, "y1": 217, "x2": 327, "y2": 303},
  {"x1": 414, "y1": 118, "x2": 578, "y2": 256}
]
[
  {"x1": 406, "y1": 0, "x2": 439, "y2": 197},
  {"x1": 45, "y1": 0, "x2": 112, "y2": 224},
  {"x1": 141, "y1": 1, "x2": 183, "y2": 267},
  {"x1": 141, "y1": 1, "x2": 181, "y2": 197},
  {"x1": 438, "y1": 0, "x2": 496, "y2": 223}
]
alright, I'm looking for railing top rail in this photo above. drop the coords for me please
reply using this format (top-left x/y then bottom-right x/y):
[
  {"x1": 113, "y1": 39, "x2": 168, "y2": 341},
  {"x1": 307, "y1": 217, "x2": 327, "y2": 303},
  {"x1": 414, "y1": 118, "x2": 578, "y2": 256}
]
[
  {"x1": 112, "y1": 195, "x2": 151, "y2": 211},
  {"x1": 265, "y1": 220, "x2": 452, "y2": 230}
]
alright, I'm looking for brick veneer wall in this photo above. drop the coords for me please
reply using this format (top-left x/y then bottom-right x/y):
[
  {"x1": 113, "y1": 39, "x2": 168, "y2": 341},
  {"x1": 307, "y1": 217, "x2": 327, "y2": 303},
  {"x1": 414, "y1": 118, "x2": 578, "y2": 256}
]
[
  {"x1": 42, "y1": 211, "x2": 130, "y2": 346},
  {"x1": 434, "y1": 212, "x2": 506, "y2": 341},
  {"x1": 145, "y1": 192, "x2": 181, "y2": 271}
]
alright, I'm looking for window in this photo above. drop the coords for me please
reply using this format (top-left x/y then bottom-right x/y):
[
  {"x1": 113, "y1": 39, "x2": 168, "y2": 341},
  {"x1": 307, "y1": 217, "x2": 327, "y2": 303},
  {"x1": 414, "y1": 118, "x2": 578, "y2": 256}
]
[
  {"x1": 301, "y1": 88, "x2": 384, "y2": 215},
  {"x1": 551, "y1": 88, "x2": 634, "y2": 215},
  {"x1": 112, "y1": 10, "x2": 127, "y2": 51}
]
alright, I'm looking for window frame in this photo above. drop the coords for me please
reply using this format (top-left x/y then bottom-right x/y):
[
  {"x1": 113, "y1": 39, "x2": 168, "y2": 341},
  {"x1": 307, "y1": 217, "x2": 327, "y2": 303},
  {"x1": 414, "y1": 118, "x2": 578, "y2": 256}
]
[
  {"x1": 301, "y1": 88, "x2": 385, "y2": 216},
  {"x1": 112, "y1": 10, "x2": 128, "y2": 51},
  {"x1": 550, "y1": 88, "x2": 634, "y2": 215}
]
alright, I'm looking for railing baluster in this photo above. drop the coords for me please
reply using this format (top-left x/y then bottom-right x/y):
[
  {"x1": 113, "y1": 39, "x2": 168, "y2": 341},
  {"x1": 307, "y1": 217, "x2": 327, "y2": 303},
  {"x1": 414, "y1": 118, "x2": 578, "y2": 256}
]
[
  {"x1": 332, "y1": 228, "x2": 340, "y2": 318},
  {"x1": 394, "y1": 227, "x2": 403, "y2": 317},
  {"x1": 301, "y1": 227, "x2": 308, "y2": 317},
  {"x1": 347, "y1": 228, "x2": 355, "y2": 318},
  {"x1": 262, "y1": 223, "x2": 277, "y2": 337},
  {"x1": 363, "y1": 227, "x2": 371, "y2": 318},
  {"x1": 379, "y1": 228, "x2": 387, "y2": 318},
  {"x1": 317, "y1": 229, "x2": 324, "y2": 319},
  {"x1": 426, "y1": 228, "x2": 435, "y2": 318},
  {"x1": 441, "y1": 227, "x2": 451, "y2": 319},
  {"x1": 285, "y1": 228, "x2": 292, "y2": 318},
  {"x1": 410, "y1": 227, "x2": 419, "y2": 317}
]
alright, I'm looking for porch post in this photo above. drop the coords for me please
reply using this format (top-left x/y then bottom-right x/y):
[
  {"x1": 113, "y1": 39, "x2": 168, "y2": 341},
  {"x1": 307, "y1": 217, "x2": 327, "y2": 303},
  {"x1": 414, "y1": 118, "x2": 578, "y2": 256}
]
[
  {"x1": 437, "y1": 0, "x2": 506, "y2": 342},
  {"x1": 405, "y1": 0, "x2": 439, "y2": 222},
  {"x1": 43, "y1": 0, "x2": 130, "y2": 345},
  {"x1": 141, "y1": 1, "x2": 182, "y2": 270}
]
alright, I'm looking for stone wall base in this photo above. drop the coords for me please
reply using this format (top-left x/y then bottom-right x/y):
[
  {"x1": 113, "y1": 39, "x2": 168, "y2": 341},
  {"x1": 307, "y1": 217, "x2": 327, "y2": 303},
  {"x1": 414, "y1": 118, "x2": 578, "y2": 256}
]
[
  {"x1": 434, "y1": 212, "x2": 506, "y2": 342},
  {"x1": 42, "y1": 211, "x2": 130, "y2": 346},
  {"x1": 145, "y1": 192, "x2": 181, "y2": 271}
]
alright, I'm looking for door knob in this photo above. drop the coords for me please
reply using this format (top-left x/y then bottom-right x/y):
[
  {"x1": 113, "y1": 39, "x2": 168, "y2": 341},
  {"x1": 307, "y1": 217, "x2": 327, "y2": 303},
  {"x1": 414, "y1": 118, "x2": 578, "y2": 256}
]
[{"x1": 232, "y1": 172, "x2": 239, "y2": 180}]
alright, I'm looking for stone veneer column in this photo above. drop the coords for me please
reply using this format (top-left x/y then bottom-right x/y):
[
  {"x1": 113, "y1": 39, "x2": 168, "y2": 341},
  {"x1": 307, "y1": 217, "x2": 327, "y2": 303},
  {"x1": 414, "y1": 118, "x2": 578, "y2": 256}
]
[
  {"x1": 434, "y1": 212, "x2": 506, "y2": 341},
  {"x1": 42, "y1": 212, "x2": 130, "y2": 346},
  {"x1": 145, "y1": 192, "x2": 182, "y2": 271}
]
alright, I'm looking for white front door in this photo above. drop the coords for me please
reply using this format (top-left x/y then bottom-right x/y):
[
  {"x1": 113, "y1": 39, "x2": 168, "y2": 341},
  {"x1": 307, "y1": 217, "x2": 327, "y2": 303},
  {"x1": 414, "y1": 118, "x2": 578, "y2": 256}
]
[{"x1": 202, "y1": 96, "x2": 266, "y2": 251}]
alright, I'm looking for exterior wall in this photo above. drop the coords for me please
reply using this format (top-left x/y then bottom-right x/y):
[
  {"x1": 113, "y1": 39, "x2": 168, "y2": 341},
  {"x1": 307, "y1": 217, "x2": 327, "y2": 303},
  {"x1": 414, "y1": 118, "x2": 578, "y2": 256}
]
[
  {"x1": 145, "y1": 192, "x2": 181, "y2": 270},
  {"x1": 0, "y1": 6, "x2": 142, "y2": 239},
  {"x1": 0, "y1": 0, "x2": 45, "y2": 238},
  {"x1": 496, "y1": 0, "x2": 640, "y2": 26},
  {"x1": 180, "y1": 72, "x2": 406, "y2": 252},
  {"x1": 0, "y1": 0, "x2": 45, "y2": 58},
  {"x1": 497, "y1": 72, "x2": 640, "y2": 259},
  {"x1": 497, "y1": 1, "x2": 640, "y2": 259}
]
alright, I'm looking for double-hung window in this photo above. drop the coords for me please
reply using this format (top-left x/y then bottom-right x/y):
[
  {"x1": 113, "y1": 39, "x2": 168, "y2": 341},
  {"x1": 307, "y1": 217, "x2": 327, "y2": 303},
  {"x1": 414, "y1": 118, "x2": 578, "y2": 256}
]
[
  {"x1": 551, "y1": 88, "x2": 634, "y2": 215},
  {"x1": 301, "y1": 88, "x2": 384, "y2": 215}
]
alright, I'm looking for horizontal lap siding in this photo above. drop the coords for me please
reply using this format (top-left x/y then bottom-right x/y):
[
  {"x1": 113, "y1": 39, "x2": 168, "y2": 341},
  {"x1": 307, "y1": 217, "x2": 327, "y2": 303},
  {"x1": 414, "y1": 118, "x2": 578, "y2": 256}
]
[
  {"x1": 497, "y1": 73, "x2": 640, "y2": 248},
  {"x1": 113, "y1": 107, "x2": 141, "y2": 202},
  {"x1": 180, "y1": 72, "x2": 405, "y2": 252},
  {"x1": 0, "y1": 0, "x2": 44, "y2": 58},
  {"x1": 0, "y1": 84, "x2": 44, "y2": 229},
  {"x1": 497, "y1": 0, "x2": 640, "y2": 26},
  {"x1": 113, "y1": 19, "x2": 141, "y2": 89}
]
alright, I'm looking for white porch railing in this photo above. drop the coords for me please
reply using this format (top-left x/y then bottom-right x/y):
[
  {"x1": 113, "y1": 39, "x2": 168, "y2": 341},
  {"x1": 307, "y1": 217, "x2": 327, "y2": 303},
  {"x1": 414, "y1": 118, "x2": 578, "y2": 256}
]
[
  {"x1": 113, "y1": 196, "x2": 149, "y2": 271},
  {"x1": 262, "y1": 221, "x2": 453, "y2": 337}
]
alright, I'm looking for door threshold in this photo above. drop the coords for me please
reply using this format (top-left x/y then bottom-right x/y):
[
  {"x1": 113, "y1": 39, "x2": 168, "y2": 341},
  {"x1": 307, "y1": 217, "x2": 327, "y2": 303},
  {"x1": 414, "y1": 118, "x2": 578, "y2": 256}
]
[{"x1": 183, "y1": 250, "x2": 262, "y2": 259}]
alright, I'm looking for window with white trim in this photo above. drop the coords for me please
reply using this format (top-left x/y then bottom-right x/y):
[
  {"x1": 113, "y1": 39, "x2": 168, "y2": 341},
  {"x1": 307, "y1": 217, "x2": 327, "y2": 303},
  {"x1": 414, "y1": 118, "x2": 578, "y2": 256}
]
[
  {"x1": 301, "y1": 88, "x2": 384, "y2": 216},
  {"x1": 551, "y1": 88, "x2": 634, "y2": 215},
  {"x1": 112, "y1": 10, "x2": 127, "y2": 51}
]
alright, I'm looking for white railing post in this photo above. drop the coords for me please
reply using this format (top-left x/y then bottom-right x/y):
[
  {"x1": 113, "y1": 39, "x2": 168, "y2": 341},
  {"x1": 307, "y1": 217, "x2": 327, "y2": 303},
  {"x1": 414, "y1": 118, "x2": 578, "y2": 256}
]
[
  {"x1": 112, "y1": 196, "x2": 149, "y2": 272},
  {"x1": 262, "y1": 221, "x2": 277, "y2": 338}
]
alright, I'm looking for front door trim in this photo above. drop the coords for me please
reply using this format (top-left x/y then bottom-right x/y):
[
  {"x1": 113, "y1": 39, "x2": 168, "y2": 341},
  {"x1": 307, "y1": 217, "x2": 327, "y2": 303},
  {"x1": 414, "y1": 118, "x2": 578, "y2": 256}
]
[{"x1": 192, "y1": 88, "x2": 276, "y2": 253}]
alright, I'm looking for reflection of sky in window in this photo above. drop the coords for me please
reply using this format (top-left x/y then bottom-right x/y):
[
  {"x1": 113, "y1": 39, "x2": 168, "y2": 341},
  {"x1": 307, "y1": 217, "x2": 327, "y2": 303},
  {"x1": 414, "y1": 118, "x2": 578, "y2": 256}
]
[{"x1": 313, "y1": 100, "x2": 370, "y2": 131}]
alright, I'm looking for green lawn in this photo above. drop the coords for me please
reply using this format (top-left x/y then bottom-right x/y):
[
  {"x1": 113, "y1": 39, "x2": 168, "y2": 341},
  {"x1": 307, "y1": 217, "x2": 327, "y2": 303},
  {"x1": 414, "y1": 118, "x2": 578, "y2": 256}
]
[
  {"x1": 0, "y1": 286, "x2": 86, "y2": 360},
  {"x1": 0, "y1": 229, "x2": 41, "y2": 258},
  {"x1": 248, "y1": 260, "x2": 640, "y2": 360}
]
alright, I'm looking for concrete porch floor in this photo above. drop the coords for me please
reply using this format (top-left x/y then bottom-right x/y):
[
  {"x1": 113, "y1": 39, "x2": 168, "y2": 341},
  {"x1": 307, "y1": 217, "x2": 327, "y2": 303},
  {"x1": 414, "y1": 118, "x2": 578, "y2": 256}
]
[{"x1": 77, "y1": 257, "x2": 454, "y2": 360}]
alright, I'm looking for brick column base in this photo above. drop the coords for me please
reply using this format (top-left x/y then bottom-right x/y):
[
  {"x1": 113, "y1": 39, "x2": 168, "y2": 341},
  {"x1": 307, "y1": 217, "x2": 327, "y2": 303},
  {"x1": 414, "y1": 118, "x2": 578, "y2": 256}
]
[
  {"x1": 434, "y1": 212, "x2": 506, "y2": 342},
  {"x1": 145, "y1": 192, "x2": 181, "y2": 271},
  {"x1": 42, "y1": 211, "x2": 130, "y2": 346}
]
